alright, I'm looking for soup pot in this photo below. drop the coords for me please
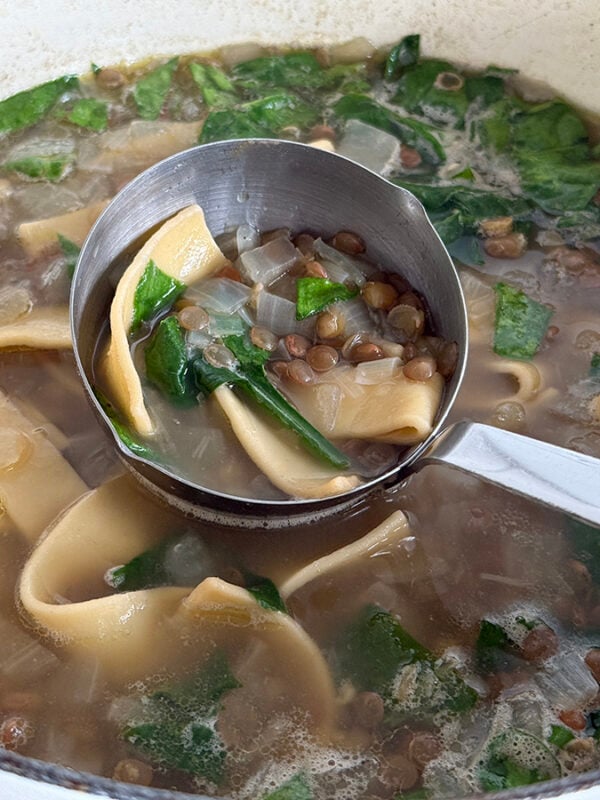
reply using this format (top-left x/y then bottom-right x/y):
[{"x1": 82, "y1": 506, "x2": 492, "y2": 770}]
[{"x1": 1, "y1": 2, "x2": 600, "y2": 799}]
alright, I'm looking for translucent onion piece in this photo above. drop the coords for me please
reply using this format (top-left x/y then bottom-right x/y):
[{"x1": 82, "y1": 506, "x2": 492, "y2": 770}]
[
  {"x1": 256, "y1": 291, "x2": 315, "y2": 337},
  {"x1": 0, "y1": 286, "x2": 32, "y2": 326},
  {"x1": 337, "y1": 297, "x2": 376, "y2": 337},
  {"x1": 186, "y1": 277, "x2": 251, "y2": 313},
  {"x1": 0, "y1": 618, "x2": 59, "y2": 683},
  {"x1": 535, "y1": 651, "x2": 599, "y2": 709},
  {"x1": 314, "y1": 238, "x2": 375, "y2": 287},
  {"x1": 354, "y1": 357, "x2": 402, "y2": 385},
  {"x1": 208, "y1": 313, "x2": 247, "y2": 338},
  {"x1": 337, "y1": 119, "x2": 401, "y2": 176},
  {"x1": 236, "y1": 223, "x2": 260, "y2": 255},
  {"x1": 238, "y1": 236, "x2": 299, "y2": 286}
]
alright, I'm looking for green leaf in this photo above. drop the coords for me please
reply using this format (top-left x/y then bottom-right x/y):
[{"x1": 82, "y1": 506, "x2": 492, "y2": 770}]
[
  {"x1": 124, "y1": 720, "x2": 225, "y2": 782},
  {"x1": 199, "y1": 91, "x2": 318, "y2": 144},
  {"x1": 296, "y1": 277, "x2": 359, "y2": 319},
  {"x1": 392, "y1": 59, "x2": 469, "y2": 128},
  {"x1": 145, "y1": 315, "x2": 195, "y2": 405},
  {"x1": 384, "y1": 35, "x2": 421, "y2": 81},
  {"x1": 517, "y1": 150, "x2": 600, "y2": 213},
  {"x1": 548, "y1": 725, "x2": 575, "y2": 749},
  {"x1": 479, "y1": 729, "x2": 561, "y2": 791},
  {"x1": 394, "y1": 180, "x2": 531, "y2": 245},
  {"x1": 107, "y1": 537, "x2": 173, "y2": 591},
  {"x1": 334, "y1": 94, "x2": 445, "y2": 165},
  {"x1": 447, "y1": 236, "x2": 484, "y2": 267},
  {"x1": 57, "y1": 234, "x2": 80, "y2": 278},
  {"x1": 244, "y1": 572, "x2": 288, "y2": 613},
  {"x1": 335, "y1": 605, "x2": 478, "y2": 716},
  {"x1": 451, "y1": 166, "x2": 475, "y2": 181},
  {"x1": 122, "y1": 651, "x2": 239, "y2": 783},
  {"x1": 475, "y1": 619, "x2": 514, "y2": 674},
  {"x1": 192, "y1": 335, "x2": 350, "y2": 470},
  {"x1": 591, "y1": 352, "x2": 600, "y2": 380},
  {"x1": 464, "y1": 74, "x2": 505, "y2": 106},
  {"x1": 4, "y1": 154, "x2": 72, "y2": 182},
  {"x1": 493, "y1": 282, "x2": 553, "y2": 361},
  {"x1": 262, "y1": 772, "x2": 313, "y2": 800},
  {"x1": 0, "y1": 75, "x2": 78, "y2": 134},
  {"x1": 133, "y1": 57, "x2": 179, "y2": 120},
  {"x1": 130, "y1": 259, "x2": 185, "y2": 333},
  {"x1": 67, "y1": 97, "x2": 108, "y2": 131},
  {"x1": 94, "y1": 388, "x2": 158, "y2": 460},
  {"x1": 90, "y1": 62, "x2": 101, "y2": 75},
  {"x1": 232, "y1": 52, "x2": 325, "y2": 90},
  {"x1": 189, "y1": 62, "x2": 238, "y2": 109}
]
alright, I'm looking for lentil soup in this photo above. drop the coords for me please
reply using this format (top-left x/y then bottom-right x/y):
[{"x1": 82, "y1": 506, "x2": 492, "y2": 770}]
[{"x1": 0, "y1": 36, "x2": 600, "y2": 800}]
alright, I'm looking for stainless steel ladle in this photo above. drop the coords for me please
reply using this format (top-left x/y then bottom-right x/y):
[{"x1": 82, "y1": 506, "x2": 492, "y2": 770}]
[{"x1": 70, "y1": 139, "x2": 600, "y2": 529}]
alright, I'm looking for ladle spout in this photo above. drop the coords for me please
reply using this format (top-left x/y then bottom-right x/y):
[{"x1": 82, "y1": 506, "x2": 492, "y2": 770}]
[{"x1": 417, "y1": 420, "x2": 600, "y2": 528}]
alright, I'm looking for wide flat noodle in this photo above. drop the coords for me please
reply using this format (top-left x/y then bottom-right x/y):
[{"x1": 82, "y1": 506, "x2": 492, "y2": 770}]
[
  {"x1": 102, "y1": 204, "x2": 227, "y2": 436},
  {"x1": 17, "y1": 199, "x2": 109, "y2": 257},
  {"x1": 287, "y1": 365, "x2": 444, "y2": 444},
  {"x1": 86, "y1": 120, "x2": 202, "y2": 172},
  {"x1": 214, "y1": 384, "x2": 361, "y2": 499},
  {"x1": 0, "y1": 389, "x2": 87, "y2": 541},
  {"x1": 19, "y1": 475, "x2": 337, "y2": 731},
  {"x1": 0, "y1": 306, "x2": 71, "y2": 350}
]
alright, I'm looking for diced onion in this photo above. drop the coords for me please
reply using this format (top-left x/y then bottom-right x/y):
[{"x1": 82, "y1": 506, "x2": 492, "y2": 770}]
[
  {"x1": 256, "y1": 291, "x2": 315, "y2": 337},
  {"x1": 354, "y1": 357, "x2": 402, "y2": 385},
  {"x1": 185, "y1": 277, "x2": 251, "y2": 314},
  {"x1": 337, "y1": 119, "x2": 401, "y2": 176},
  {"x1": 535, "y1": 651, "x2": 599, "y2": 708},
  {"x1": 336, "y1": 297, "x2": 376, "y2": 337},
  {"x1": 0, "y1": 286, "x2": 32, "y2": 325},
  {"x1": 236, "y1": 224, "x2": 260, "y2": 255},
  {"x1": 208, "y1": 312, "x2": 247, "y2": 338},
  {"x1": 239, "y1": 237, "x2": 300, "y2": 286},
  {"x1": 314, "y1": 238, "x2": 375, "y2": 287}
]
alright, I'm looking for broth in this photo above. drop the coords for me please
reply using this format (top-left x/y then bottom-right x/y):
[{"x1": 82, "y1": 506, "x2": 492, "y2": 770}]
[{"x1": 0, "y1": 36, "x2": 600, "y2": 800}]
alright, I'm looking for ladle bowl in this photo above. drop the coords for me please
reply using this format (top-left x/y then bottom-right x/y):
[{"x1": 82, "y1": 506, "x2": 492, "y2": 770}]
[{"x1": 70, "y1": 139, "x2": 600, "y2": 529}]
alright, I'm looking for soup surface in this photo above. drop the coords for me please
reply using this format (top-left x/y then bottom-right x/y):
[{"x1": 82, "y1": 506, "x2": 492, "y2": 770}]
[{"x1": 0, "y1": 36, "x2": 600, "y2": 800}]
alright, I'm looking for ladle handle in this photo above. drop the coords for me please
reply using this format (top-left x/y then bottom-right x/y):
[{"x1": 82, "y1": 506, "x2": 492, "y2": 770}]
[{"x1": 417, "y1": 421, "x2": 600, "y2": 528}]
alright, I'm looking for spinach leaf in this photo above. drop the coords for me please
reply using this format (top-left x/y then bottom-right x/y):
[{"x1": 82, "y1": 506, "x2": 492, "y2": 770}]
[
  {"x1": 67, "y1": 97, "x2": 108, "y2": 131},
  {"x1": 107, "y1": 537, "x2": 173, "y2": 591},
  {"x1": 464, "y1": 74, "x2": 506, "y2": 106},
  {"x1": 262, "y1": 772, "x2": 313, "y2": 800},
  {"x1": 123, "y1": 651, "x2": 239, "y2": 783},
  {"x1": 479, "y1": 98, "x2": 600, "y2": 213},
  {"x1": 335, "y1": 605, "x2": 478, "y2": 717},
  {"x1": 591, "y1": 353, "x2": 600, "y2": 380},
  {"x1": 200, "y1": 91, "x2": 318, "y2": 144},
  {"x1": 94, "y1": 388, "x2": 158, "y2": 460},
  {"x1": 193, "y1": 334, "x2": 350, "y2": 470},
  {"x1": 384, "y1": 35, "x2": 420, "y2": 81},
  {"x1": 4, "y1": 154, "x2": 72, "y2": 182},
  {"x1": 296, "y1": 277, "x2": 359, "y2": 319},
  {"x1": 130, "y1": 260, "x2": 185, "y2": 333},
  {"x1": 392, "y1": 59, "x2": 469, "y2": 128},
  {"x1": 189, "y1": 63, "x2": 238, "y2": 109},
  {"x1": 145, "y1": 315, "x2": 195, "y2": 405},
  {"x1": 393, "y1": 180, "x2": 531, "y2": 246},
  {"x1": 475, "y1": 619, "x2": 514, "y2": 674},
  {"x1": 232, "y1": 52, "x2": 326, "y2": 90},
  {"x1": 57, "y1": 234, "x2": 80, "y2": 277},
  {"x1": 548, "y1": 725, "x2": 575, "y2": 749},
  {"x1": 493, "y1": 282, "x2": 553, "y2": 361},
  {"x1": 0, "y1": 75, "x2": 78, "y2": 134},
  {"x1": 133, "y1": 57, "x2": 179, "y2": 120},
  {"x1": 334, "y1": 94, "x2": 445, "y2": 165},
  {"x1": 478, "y1": 729, "x2": 560, "y2": 791},
  {"x1": 244, "y1": 572, "x2": 288, "y2": 614}
]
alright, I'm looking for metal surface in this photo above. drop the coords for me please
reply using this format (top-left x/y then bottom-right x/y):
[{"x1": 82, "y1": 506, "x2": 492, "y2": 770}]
[
  {"x1": 71, "y1": 138, "x2": 468, "y2": 524},
  {"x1": 71, "y1": 138, "x2": 600, "y2": 529},
  {"x1": 420, "y1": 421, "x2": 600, "y2": 527}
]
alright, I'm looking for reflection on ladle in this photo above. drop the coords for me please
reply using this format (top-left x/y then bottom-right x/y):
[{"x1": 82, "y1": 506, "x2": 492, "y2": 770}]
[{"x1": 70, "y1": 139, "x2": 600, "y2": 529}]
